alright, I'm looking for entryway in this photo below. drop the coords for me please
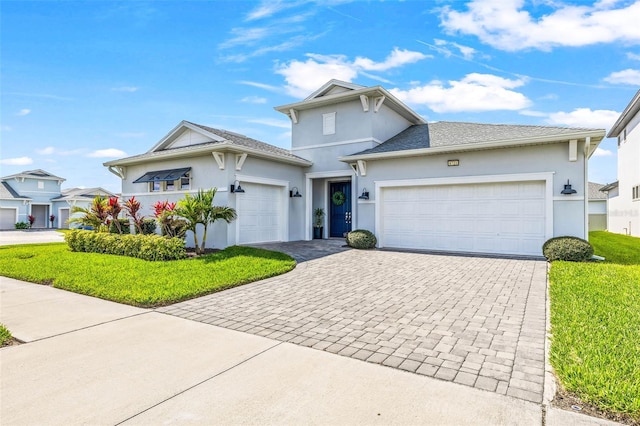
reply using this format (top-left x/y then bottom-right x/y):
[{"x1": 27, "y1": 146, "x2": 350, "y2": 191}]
[{"x1": 329, "y1": 181, "x2": 352, "y2": 237}]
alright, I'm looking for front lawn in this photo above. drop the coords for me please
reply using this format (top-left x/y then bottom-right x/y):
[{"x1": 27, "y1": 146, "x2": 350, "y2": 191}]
[
  {"x1": 549, "y1": 232, "x2": 640, "y2": 422},
  {"x1": 0, "y1": 243, "x2": 295, "y2": 307}
]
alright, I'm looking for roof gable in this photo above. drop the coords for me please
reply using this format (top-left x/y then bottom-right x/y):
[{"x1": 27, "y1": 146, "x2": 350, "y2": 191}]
[
  {"x1": 0, "y1": 181, "x2": 29, "y2": 200},
  {"x1": 1, "y1": 169, "x2": 65, "y2": 182},
  {"x1": 305, "y1": 80, "x2": 365, "y2": 100},
  {"x1": 608, "y1": 89, "x2": 640, "y2": 138}
]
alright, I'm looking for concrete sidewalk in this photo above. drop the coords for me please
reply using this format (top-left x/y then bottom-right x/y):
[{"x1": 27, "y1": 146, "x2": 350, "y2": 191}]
[{"x1": 0, "y1": 277, "x2": 618, "y2": 425}]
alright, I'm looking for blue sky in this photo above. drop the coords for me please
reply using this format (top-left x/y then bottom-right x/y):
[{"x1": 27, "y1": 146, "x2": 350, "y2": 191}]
[{"x1": 1, "y1": 0, "x2": 639, "y2": 193}]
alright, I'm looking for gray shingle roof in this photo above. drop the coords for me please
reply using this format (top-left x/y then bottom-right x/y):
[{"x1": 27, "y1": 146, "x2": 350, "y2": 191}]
[
  {"x1": 588, "y1": 182, "x2": 608, "y2": 200},
  {"x1": 353, "y1": 122, "x2": 602, "y2": 156},
  {"x1": 0, "y1": 181, "x2": 29, "y2": 199},
  {"x1": 51, "y1": 187, "x2": 115, "y2": 201},
  {"x1": 107, "y1": 122, "x2": 309, "y2": 165}
]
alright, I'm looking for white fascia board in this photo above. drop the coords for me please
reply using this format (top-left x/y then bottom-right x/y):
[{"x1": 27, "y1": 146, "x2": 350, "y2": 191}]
[
  {"x1": 339, "y1": 130, "x2": 606, "y2": 162},
  {"x1": 274, "y1": 86, "x2": 426, "y2": 125},
  {"x1": 148, "y1": 120, "x2": 226, "y2": 153},
  {"x1": 104, "y1": 143, "x2": 312, "y2": 167}
]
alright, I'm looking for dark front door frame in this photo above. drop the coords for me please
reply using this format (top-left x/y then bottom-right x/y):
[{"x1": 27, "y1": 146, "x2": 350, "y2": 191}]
[{"x1": 329, "y1": 181, "x2": 352, "y2": 237}]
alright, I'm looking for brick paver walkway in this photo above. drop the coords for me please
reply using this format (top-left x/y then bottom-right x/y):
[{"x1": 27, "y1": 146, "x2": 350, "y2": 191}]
[{"x1": 158, "y1": 245, "x2": 548, "y2": 403}]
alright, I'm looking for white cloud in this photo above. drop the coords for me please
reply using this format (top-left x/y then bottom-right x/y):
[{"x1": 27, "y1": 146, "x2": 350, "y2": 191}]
[
  {"x1": 546, "y1": 108, "x2": 620, "y2": 129},
  {"x1": 389, "y1": 73, "x2": 531, "y2": 113},
  {"x1": 245, "y1": 1, "x2": 302, "y2": 21},
  {"x1": 239, "y1": 80, "x2": 282, "y2": 93},
  {"x1": 433, "y1": 39, "x2": 477, "y2": 59},
  {"x1": 603, "y1": 69, "x2": 640, "y2": 85},
  {"x1": 241, "y1": 96, "x2": 267, "y2": 104},
  {"x1": 111, "y1": 86, "x2": 139, "y2": 92},
  {"x1": 627, "y1": 52, "x2": 640, "y2": 61},
  {"x1": 276, "y1": 48, "x2": 429, "y2": 97},
  {"x1": 353, "y1": 48, "x2": 429, "y2": 71},
  {"x1": 16, "y1": 108, "x2": 31, "y2": 116},
  {"x1": 441, "y1": 0, "x2": 640, "y2": 51},
  {"x1": 0, "y1": 156, "x2": 33, "y2": 166},
  {"x1": 248, "y1": 118, "x2": 291, "y2": 129},
  {"x1": 593, "y1": 147, "x2": 613, "y2": 157},
  {"x1": 36, "y1": 146, "x2": 55, "y2": 155},
  {"x1": 87, "y1": 149, "x2": 127, "y2": 158}
]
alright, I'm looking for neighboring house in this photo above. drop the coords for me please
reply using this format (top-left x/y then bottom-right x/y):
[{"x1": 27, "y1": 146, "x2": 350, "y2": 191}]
[
  {"x1": 51, "y1": 187, "x2": 116, "y2": 228},
  {"x1": 104, "y1": 80, "x2": 606, "y2": 256},
  {"x1": 603, "y1": 89, "x2": 640, "y2": 237},
  {"x1": 0, "y1": 169, "x2": 113, "y2": 229},
  {"x1": 588, "y1": 182, "x2": 607, "y2": 231}
]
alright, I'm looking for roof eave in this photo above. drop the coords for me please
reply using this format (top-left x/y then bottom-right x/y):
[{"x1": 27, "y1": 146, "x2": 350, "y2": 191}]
[
  {"x1": 274, "y1": 86, "x2": 426, "y2": 125},
  {"x1": 339, "y1": 130, "x2": 605, "y2": 162},
  {"x1": 607, "y1": 89, "x2": 640, "y2": 138},
  {"x1": 104, "y1": 143, "x2": 312, "y2": 168}
]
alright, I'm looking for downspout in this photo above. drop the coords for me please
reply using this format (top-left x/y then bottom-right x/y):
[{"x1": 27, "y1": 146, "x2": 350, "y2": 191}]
[{"x1": 584, "y1": 137, "x2": 591, "y2": 240}]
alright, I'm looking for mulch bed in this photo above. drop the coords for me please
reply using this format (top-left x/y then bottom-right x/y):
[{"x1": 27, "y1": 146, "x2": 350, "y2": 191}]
[
  {"x1": 185, "y1": 248, "x2": 220, "y2": 258},
  {"x1": 553, "y1": 386, "x2": 639, "y2": 425}
]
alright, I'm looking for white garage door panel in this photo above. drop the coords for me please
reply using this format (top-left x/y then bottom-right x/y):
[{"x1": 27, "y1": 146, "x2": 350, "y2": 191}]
[
  {"x1": 0, "y1": 208, "x2": 16, "y2": 229},
  {"x1": 381, "y1": 181, "x2": 546, "y2": 256},
  {"x1": 238, "y1": 183, "x2": 283, "y2": 244}
]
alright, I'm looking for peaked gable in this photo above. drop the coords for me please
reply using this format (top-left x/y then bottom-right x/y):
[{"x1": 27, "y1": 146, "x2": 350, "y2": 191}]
[
  {"x1": 1, "y1": 169, "x2": 65, "y2": 182},
  {"x1": 304, "y1": 80, "x2": 365, "y2": 100}
]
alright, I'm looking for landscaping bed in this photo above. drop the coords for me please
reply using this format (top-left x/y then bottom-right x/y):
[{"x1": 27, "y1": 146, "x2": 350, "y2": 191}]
[
  {"x1": 0, "y1": 243, "x2": 295, "y2": 307},
  {"x1": 549, "y1": 231, "x2": 640, "y2": 424}
]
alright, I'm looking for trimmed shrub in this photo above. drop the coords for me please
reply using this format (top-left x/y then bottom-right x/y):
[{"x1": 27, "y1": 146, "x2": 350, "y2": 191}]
[
  {"x1": 64, "y1": 229, "x2": 186, "y2": 261},
  {"x1": 346, "y1": 229, "x2": 377, "y2": 249},
  {"x1": 14, "y1": 222, "x2": 29, "y2": 230},
  {"x1": 542, "y1": 236, "x2": 594, "y2": 262},
  {"x1": 140, "y1": 219, "x2": 157, "y2": 235},
  {"x1": 109, "y1": 219, "x2": 131, "y2": 234}
]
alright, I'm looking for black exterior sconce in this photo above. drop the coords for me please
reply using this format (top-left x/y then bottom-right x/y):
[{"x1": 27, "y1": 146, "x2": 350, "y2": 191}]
[
  {"x1": 358, "y1": 188, "x2": 370, "y2": 200},
  {"x1": 561, "y1": 180, "x2": 577, "y2": 195},
  {"x1": 230, "y1": 180, "x2": 245, "y2": 193},
  {"x1": 290, "y1": 187, "x2": 302, "y2": 198}
]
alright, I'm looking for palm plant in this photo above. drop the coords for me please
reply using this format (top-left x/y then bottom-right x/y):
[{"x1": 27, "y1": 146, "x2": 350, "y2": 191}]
[
  {"x1": 176, "y1": 188, "x2": 236, "y2": 254},
  {"x1": 69, "y1": 195, "x2": 109, "y2": 230}
]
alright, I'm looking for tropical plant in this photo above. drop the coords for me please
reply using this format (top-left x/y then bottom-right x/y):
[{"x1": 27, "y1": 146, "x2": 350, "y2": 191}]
[
  {"x1": 123, "y1": 196, "x2": 145, "y2": 234},
  {"x1": 106, "y1": 196, "x2": 123, "y2": 234},
  {"x1": 176, "y1": 188, "x2": 237, "y2": 254},
  {"x1": 153, "y1": 200, "x2": 188, "y2": 239},
  {"x1": 14, "y1": 222, "x2": 29, "y2": 230},
  {"x1": 69, "y1": 195, "x2": 109, "y2": 231},
  {"x1": 313, "y1": 208, "x2": 325, "y2": 228},
  {"x1": 27, "y1": 215, "x2": 36, "y2": 228},
  {"x1": 49, "y1": 214, "x2": 55, "y2": 227}
]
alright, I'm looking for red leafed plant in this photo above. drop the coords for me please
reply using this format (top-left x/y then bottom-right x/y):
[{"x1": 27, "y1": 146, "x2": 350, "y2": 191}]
[
  {"x1": 106, "y1": 196, "x2": 123, "y2": 233},
  {"x1": 154, "y1": 200, "x2": 186, "y2": 239},
  {"x1": 27, "y1": 215, "x2": 36, "y2": 227},
  {"x1": 124, "y1": 197, "x2": 145, "y2": 234}
]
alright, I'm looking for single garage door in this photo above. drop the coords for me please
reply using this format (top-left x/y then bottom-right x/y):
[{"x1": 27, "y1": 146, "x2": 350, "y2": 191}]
[
  {"x1": 59, "y1": 208, "x2": 70, "y2": 229},
  {"x1": 237, "y1": 182, "x2": 284, "y2": 244},
  {"x1": 0, "y1": 208, "x2": 16, "y2": 230},
  {"x1": 380, "y1": 181, "x2": 546, "y2": 256}
]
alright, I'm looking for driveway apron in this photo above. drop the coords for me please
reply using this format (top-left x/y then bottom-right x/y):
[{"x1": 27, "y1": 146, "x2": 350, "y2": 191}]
[{"x1": 159, "y1": 245, "x2": 548, "y2": 403}]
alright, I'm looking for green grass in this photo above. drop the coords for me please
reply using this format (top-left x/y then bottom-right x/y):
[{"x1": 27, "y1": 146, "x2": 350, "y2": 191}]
[
  {"x1": 549, "y1": 232, "x2": 640, "y2": 421},
  {"x1": 0, "y1": 324, "x2": 12, "y2": 346},
  {"x1": 0, "y1": 243, "x2": 295, "y2": 307}
]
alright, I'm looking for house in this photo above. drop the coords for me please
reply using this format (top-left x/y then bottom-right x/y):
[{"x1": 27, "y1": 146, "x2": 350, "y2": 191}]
[
  {"x1": 0, "y1": 169, "x2": 113, "y2": 229},
  {"x1": 602, "y1": 89, "x2": 640, "y2": 237},
  {"x1": 104, "y1": 80, "x2": 606, "y2": 256},
  {"x1": 588, "y1": 182, "x2": 607, "y2": 231}
]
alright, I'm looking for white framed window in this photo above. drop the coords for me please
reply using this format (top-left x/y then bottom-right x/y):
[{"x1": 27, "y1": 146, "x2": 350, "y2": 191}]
[
  {"x1": 633, "y1": 185, "x2": 639, "y2": 201},
  {"x1": 165, "y1": 180, "x2": 175, "y2": 191},
  {"x1": 150, "y1": 178, "x2": 161, "y2": 192},
  {"x1": 38, "y1": 181, "x2": 44, "y2": 189},
  {"x1": 180, "y1": 173, "x2": 191, "y2": 190},
  {"x1": 323, "y1": 112, "x2": 336, "y2": 135}
]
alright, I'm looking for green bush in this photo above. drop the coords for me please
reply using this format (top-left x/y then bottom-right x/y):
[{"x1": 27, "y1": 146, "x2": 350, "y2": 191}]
[
  {"x1": 346, "y1": 229, "x2": 377, "y2": 249},
  {"x1": 141, "y1": 219, "x2": 157, "y2": 235},
  {"x1": 65, "y1": 229, "x2": 186, "y2": 261},
  {"x1": 109, "y1": 219, "x2": 131, "y2": 234},
  {"x1": 14, "y1": 222, "x2": 29, "y2": 229},
  {"x1": 543, "y1": 236, "x2": 594, "y2": 262}
]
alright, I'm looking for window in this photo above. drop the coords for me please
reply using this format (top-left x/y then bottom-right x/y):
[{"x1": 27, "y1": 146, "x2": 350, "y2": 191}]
[
  {"x1": 150, "y1": 178, "x2": 161, "y2": 192},
  {"x1": 38, "y1": 181, "x2": 44, "y2": 189},
  {"x1": 323, "y1": 112, "x2": 336, "y2": 135},
  {"x1": 624, "y1": 128, "x2": 627, "y2": 142},
  {"x1": 633, "y1": 185, "x2": 640, "y2": 201},
  {"x1": 180, "y1": 173, "x2": 191, "y2": 190},
  {"x1": 165, "y1": 180, "x2": 175, "y2": 191}
]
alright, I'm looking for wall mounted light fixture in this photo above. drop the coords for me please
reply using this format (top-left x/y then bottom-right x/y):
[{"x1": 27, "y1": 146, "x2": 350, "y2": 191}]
[
  {"x1": 230, "y1": 180, "x2": 245, "y2": 193},
  {"x1": 358, "y1": 188, "x2": 370, "y2": 200},
  {"x1": 560, "y1": 180, "x2": 577, "y2": 195},
  {"x1": 290, "y1": 187, "x2": 302, "y2": 198}
]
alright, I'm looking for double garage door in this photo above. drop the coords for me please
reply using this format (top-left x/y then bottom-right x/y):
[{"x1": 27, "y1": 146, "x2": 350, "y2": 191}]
[
  {"x1": 380, "y1": 181, "x2": 546, "y2": 256},
  {"x1": 237, "y1": 183, "x2": 284, "y2": 244}
]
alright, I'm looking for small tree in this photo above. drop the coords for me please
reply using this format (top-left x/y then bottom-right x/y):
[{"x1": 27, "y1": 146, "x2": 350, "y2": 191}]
[
  {"x1": 106, "y1": 197, "x2": 123, "y2": 234},
  {"x1": 176, "y1": 188, "x2": 236, "y2": 255},
  {"x1": 123, "y1": 197, "x2": 145, "y2": 234},
  {"x1": 154, "y1": 200, "x2": 188, "y2": 239},
  {"x1": 49, "y1": 214, "x2": 56, "y2": 228},
  {"x1": 69, "y1": 196, "x2": 109, "y2": 231},
  {"x1": 27, "y1": 215, "x2": 36, "y2": 228}
]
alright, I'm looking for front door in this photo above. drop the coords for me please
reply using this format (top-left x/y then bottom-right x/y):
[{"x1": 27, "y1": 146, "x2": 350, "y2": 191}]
[{"x1": 329, "y1": 181, "x2": 352, "y2": 237}]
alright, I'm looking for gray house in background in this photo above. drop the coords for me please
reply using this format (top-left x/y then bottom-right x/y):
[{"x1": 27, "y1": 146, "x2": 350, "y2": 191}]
[
  {"x1": 0, "y1": 169, "x2": 113, "y2": 229},
  {"x1": 587, "y1": 182, "x2": 607, "y2": 231},
  {"x1": 105, "y1": 80, "x2": 605, "y2": 256}
]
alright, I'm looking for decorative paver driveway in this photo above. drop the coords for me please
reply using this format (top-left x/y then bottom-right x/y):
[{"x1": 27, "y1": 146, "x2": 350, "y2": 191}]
[{"x1": 158, "y1": 245, "x2": 548, "y2": 403}]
